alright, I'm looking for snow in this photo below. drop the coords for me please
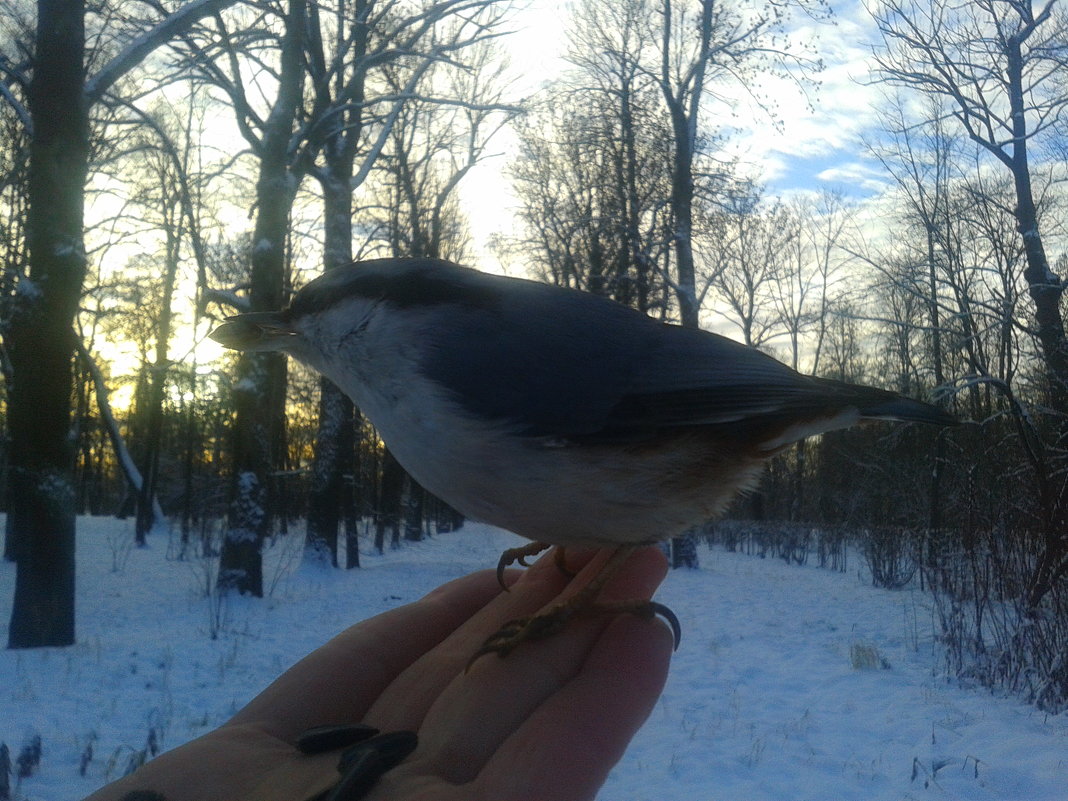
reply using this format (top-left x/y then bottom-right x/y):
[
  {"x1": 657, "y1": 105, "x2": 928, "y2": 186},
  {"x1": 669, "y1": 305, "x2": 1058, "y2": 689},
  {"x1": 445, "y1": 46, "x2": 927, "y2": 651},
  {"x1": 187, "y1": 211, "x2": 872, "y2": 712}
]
[
  {"x1": 1, "y1": 516, "x2": 1066, "y2": 800},
  {"x1": 15, "y1": 277, "x2": 41, "y2": 300}
]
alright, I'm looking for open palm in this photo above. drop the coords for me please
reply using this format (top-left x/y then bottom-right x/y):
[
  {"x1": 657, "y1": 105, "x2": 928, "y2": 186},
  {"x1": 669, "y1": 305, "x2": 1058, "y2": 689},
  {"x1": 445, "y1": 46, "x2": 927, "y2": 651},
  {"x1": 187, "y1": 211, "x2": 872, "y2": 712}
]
[{"x1": 87, "y1": 547, "x2": 673, "y2": 801}]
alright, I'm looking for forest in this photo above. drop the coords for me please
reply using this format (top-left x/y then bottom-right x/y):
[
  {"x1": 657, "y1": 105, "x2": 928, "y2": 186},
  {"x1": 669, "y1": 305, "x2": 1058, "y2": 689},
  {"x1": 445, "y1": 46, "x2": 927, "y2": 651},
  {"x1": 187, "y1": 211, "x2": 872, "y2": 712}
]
[{"x1": 1, "y1": 0, "x2": 1067, "y2": 716}]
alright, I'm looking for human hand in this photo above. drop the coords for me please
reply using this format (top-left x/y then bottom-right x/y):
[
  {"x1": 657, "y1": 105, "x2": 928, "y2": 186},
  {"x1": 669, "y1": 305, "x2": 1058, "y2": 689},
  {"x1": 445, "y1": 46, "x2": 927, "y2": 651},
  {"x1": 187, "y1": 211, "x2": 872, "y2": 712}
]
[{"x1": 86, "y1": 546, "x2": 673, "y2": 801}]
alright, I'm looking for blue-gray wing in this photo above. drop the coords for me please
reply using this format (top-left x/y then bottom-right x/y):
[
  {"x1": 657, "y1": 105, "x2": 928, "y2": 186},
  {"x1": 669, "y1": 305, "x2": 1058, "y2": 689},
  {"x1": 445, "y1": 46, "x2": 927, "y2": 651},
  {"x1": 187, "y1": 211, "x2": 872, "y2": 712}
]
[{"x1": 411, "y1": 264, "x2": 951, "y2": 440}]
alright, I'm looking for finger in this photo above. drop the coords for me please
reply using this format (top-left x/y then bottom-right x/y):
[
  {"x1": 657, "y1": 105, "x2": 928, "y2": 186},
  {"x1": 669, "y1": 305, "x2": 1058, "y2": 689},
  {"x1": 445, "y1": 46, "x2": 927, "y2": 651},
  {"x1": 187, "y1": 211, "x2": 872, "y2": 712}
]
[
  {"x1": 396, "y1": 546, "x2": 670, "y2": 785},
  {"x1": 361, "y1": 547, "x2": 607, "y2": 732},
  {"x1": 228, "y1": 568, "x2": 506, "y2": 740},
  {"x1": 476, "y1": 613, "x2": 674, "y2": 801}
]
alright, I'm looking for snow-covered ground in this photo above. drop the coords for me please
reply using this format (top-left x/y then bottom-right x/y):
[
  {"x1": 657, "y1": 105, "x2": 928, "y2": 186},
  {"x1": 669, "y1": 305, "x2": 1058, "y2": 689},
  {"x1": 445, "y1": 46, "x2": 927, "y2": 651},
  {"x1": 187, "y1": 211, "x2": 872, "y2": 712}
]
[{"x1": 1, "y1": 516, "x2": 1065, "y2": 800}]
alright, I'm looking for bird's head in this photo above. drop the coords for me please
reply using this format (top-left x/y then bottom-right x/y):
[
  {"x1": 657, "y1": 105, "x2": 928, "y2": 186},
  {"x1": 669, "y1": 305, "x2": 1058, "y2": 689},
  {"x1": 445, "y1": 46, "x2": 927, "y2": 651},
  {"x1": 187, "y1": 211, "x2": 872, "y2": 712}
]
[{"x1": 207, "y1": 258, "x2": 490, "y2": 395}]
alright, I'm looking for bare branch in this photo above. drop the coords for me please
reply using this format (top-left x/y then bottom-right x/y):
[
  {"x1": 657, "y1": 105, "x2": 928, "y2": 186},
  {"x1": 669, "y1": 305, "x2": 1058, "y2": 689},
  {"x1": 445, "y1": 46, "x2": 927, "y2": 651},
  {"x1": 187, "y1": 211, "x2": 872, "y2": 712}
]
[{"x1": 85, "y1": 0, "x2": 241, "y2": 106}]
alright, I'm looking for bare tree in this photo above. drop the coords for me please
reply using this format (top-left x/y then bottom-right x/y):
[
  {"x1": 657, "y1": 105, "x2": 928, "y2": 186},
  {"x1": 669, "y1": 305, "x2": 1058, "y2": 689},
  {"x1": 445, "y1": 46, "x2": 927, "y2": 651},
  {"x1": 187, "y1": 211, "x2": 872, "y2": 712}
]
[
  {"x1": 651, "y1": 0, "x2": 824, "y2": 328},
  {"x1": 299, "y1": 0, "x2": 514, "y2": 566},
  {"x1": 2, "y1": 0, "x2": 237, "y2": 648},
  {"x1": 706, "y1": 192, "x2": 796, "y2": 350},
  {"x1": 872, "y1": 0, "x2": 1068, "y2": 607},
  {"x1": 374, "y1": 42, "x2": 515, "y2": 262},
  {"x1": 509, "y1": 95, "x2": 673, "y2": 304},
  {"x1": 177, "y1": 0, "x2": 309, "y2": 595},
  {"x1": 106, "y1": 102, "x2": 206, "y2": 545}
]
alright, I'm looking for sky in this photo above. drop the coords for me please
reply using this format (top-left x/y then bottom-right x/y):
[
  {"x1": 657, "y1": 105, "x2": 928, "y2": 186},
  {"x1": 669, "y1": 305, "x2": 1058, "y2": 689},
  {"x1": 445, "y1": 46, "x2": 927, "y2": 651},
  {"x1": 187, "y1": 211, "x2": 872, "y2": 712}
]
[
  {"x1": 106, "y1": 0, "x2": 898, "y2": 376},
  {"x1": 461, "y1": 0, "x2": 892, "y2": 267},
  {"x1": 722, "y1": 0, "x2": 890, "y2": 195}
]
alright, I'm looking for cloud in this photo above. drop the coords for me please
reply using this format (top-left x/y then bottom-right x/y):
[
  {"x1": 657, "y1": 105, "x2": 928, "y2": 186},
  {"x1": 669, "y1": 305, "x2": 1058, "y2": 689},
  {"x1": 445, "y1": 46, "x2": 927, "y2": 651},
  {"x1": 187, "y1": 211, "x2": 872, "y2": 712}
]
[
  {"x1": 707, "y1": 0, "x2": 888, "y2": 194},
  {"x1": 815, "y1": 161, "x2": 890, "y2": 193}
]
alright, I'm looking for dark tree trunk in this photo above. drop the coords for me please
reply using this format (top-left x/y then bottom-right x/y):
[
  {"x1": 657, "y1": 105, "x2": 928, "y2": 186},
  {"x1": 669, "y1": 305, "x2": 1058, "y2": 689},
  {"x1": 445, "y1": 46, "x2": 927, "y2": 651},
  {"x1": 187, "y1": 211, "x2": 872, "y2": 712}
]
[
  {"x1": 344, "y1": 408, "x2": 363, "y2": 569},
  {"x1": 7, "y1": 0, "x2": 88, "y2": 649},
  {"x1": 403, "y1": 478, "x2": 424, "y2": 542},
  {"x1": 1004, "y1": 38, "x2": 1068, "y2": 417},
  {"x1": 1002, "y1": 39, "x2": 1068, "y2": 610},
  {"x1": 671, "y1": 529, "x2": 700, "y2": 569},
  {"x1": 303, "y1": 0, "x2": 366, "y2": 567},
  {"x1": 179, "y1": 368, "x2": 197, "y2": 553},
  {"x1": 374, "y1": 448, "x2": 404, "y2": 553},
  {"x1": 306, "y1": 381, "x2": 354, "y2": 566},
  {"x1": 659, "y1": 0, "x2": 714, "y2": 570},
  {"x1": 219, "y1": 0, "x2": 305, "y2": 596},
  {"x1": 305, "y1": 170, "x2": 356, "y2": 566},
  {"x1": 135, "y1": 223, "x2": 179, "y2": 545},
  {"x1": 667, "y1": 109, "x2": 699, "y2": 330},
  {"x1": 659, "y1": 0, "x2": 712, "y2": 333}
]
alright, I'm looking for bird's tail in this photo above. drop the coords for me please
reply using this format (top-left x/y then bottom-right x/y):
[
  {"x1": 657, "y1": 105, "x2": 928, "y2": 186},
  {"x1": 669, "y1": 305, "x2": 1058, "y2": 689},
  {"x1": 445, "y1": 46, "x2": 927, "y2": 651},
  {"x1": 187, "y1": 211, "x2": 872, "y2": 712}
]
[
  {"x1": 859, "y1": 396, "x2": 957, "y2": 426},
  {"x1": 814, "y1": 378, "x2": 957, "y2": 426}
]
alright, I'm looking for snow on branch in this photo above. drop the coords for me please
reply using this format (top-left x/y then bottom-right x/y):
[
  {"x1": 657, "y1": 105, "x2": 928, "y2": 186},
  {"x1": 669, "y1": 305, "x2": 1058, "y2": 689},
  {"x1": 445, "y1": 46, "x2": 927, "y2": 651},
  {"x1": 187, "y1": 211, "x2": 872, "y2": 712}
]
[
  {"x1": 85, "y1": 0, "x2": 240, "y2": 106},
  {"x1": 201, "y1": 286, "x2": 251, "y2": 315},
  {"x1": 0, "y1": 63, "x2": 30, "y2": 132}
]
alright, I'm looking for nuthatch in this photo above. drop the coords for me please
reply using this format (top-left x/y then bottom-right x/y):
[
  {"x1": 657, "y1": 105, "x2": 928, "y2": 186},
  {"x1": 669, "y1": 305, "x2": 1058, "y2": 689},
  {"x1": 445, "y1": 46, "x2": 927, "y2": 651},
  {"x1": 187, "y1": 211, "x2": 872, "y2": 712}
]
[{"x1": 211, "y1": 257, "x2": 955, "y2": 657}]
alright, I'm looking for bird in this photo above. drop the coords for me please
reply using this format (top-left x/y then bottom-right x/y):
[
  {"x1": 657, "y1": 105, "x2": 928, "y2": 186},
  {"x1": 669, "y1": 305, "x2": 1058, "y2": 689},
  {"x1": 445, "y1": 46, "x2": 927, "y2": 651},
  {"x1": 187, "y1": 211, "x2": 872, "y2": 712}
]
[{"x1": 210, "y1": 257, "x2": 955, "y2": 659}]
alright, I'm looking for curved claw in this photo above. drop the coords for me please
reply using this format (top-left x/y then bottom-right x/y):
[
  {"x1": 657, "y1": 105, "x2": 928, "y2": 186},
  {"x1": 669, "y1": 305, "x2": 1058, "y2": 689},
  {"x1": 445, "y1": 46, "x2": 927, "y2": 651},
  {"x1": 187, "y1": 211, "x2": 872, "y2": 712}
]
[
  {"x1": 495, "y1": 556, "x2": 508, "y2": 591},
  {"x1": 645, "y1": 600, "x2": 682, "y2": 650},
  {"x1": 495, "y1": 542, "x2": 552, "y2": 591}
]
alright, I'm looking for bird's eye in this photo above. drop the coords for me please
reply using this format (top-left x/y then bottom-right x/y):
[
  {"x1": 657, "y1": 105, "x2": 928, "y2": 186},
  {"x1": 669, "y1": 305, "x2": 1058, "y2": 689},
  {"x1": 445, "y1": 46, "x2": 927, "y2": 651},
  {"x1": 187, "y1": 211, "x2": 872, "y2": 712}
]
[{"x1": 341, "y1": 301, "x2": 379, "y2": 345}]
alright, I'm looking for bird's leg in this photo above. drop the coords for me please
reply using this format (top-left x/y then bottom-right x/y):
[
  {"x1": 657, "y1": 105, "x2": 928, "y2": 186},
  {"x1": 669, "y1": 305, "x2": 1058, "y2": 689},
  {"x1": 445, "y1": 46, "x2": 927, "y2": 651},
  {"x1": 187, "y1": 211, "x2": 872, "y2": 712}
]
[
  {"x1": 495, "y1": 541, "x2": 553, "y2": 590},
  {"x1": 471, "y1": 545, "x2": 681, "y2": 667}
]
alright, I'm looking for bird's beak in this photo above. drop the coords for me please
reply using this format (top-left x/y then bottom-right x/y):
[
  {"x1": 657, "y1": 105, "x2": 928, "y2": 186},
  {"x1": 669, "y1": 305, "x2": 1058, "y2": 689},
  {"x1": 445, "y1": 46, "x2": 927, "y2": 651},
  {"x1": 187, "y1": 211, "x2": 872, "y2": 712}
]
[{"x1": 209, "y1": 312, "x2": 296, "y2": 352}]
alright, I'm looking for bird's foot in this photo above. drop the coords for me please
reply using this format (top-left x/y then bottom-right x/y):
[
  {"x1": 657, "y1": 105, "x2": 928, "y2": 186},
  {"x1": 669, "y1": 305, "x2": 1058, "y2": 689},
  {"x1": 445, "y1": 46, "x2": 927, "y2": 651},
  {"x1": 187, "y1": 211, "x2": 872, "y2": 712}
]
[
  {"x1": 495, "y1": 544, "x2": 578, "y2": 591},
  {"x1": 495, "y1": 542, "x2": 552, "y2": 590},
  {"x1": 467, "y1": 597, "x2": 681, "y2": 669}
]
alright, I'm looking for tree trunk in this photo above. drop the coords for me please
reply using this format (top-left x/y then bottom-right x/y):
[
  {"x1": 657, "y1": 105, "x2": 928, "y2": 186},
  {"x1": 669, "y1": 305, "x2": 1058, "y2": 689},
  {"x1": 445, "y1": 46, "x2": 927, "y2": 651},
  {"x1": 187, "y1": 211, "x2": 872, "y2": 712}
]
[
  {"x1": 668, "y1": 117, "x2": 699, "y2": 330},
  {"x1": 303, "y1": 0, "x2": 369, "y2": 566},
  {"x1": 305, "y1": 170, "x2": 356, "y2": 566},
  {"x1": 375, "y1": 448, "x2": 404, "y2": 553},
  {"x1": 7, "y1": 0, "x2": 88, "y2": 649},
  {"x1": 344, "y1": 407, "x2": 363, "y2": 569},
  {"x1": 403, "y1": 478, "x2": 424, "y2": 542},
  {"x1": 659, "y1": 0, "x2": 714, "y2": 568},
  {"x1": 306, "y1": 379, "x2": 354, "y2": 566},
  {"x1": 1004, "y1": 39, "x2": 1068, "y2": 609},
  {"x1": 219, "y1": 0, "x2": 305, "y2": 596},
  {"x1": 75, "y1": 341, "x2": 162, "y2": 523},
  {"x1": 671, "y1": 529, "x2": 700, "y2": 569},
  {"x1": 135, "y1": 220, "x2": 180, "y2": 544},
  {"x1": 1004, "y1": 38, "x2": 1068, "y2": 417},
  {"x1": 179, "y1": 367, "x2": 197, "y2": 553}
]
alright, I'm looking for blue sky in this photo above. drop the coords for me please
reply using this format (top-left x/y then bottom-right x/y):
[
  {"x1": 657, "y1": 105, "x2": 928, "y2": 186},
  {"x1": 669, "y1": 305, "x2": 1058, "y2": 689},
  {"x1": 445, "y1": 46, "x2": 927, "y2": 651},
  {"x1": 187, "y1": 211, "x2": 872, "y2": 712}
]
[
  {"x1": 463, "y1": 0, "x2": 892, "y2": 263},
  {"x1": 711, "y1": 0, "x2": 890, "y2": 197}
]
